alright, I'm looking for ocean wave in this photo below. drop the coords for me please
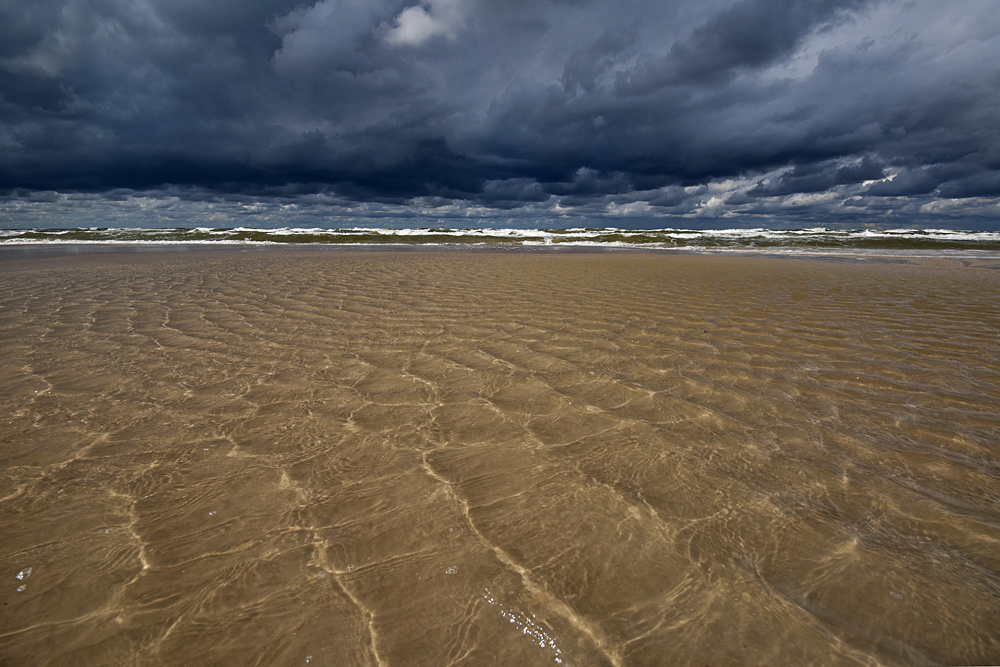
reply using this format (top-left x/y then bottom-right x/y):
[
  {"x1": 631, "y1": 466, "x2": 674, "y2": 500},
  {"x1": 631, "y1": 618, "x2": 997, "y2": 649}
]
[{"x1": 3, "y1": 226, "x2": 1000, "y2": 256}]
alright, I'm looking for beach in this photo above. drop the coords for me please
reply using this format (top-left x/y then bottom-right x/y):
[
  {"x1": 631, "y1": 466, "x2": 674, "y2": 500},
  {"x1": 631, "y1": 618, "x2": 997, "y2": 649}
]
[{"x1": 1, "y1": 247, "x2": 999, "y2": 666}]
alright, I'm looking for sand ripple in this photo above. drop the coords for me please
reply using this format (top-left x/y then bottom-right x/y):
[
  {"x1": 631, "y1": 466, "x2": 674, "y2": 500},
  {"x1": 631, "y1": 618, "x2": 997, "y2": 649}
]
[{"x1": 1, "y1": 249, "x2": 999, "y2": 666}]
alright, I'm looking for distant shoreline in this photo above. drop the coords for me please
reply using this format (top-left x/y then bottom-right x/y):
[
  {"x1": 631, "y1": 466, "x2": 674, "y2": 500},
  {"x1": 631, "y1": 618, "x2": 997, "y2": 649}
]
[
  {"x1": 4, "y1": 243, "x2": 1000, "y2": 272},
  {"x1": 0, "y1": 242, "x2": 673, "y2": 257}
]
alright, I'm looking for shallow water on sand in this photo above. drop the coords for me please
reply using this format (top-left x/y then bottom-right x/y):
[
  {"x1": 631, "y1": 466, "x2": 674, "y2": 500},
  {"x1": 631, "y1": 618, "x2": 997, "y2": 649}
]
[{"x1": 1, "y1": 248, "x2": 999, "y2": 666}]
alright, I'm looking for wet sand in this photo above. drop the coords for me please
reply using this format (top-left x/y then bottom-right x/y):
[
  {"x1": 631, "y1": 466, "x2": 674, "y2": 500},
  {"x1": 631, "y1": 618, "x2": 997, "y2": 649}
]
[{"x1": 1, "y1": 247, "x2": 999, "y2": 666}]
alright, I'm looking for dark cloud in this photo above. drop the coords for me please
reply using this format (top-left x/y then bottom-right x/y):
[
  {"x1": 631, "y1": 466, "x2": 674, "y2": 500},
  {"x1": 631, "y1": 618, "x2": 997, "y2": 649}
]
[
  {"x1": 750, "y1": 156, "x2": 885, "y2": 196},
  {"x1": 1, "y1": 0, "x2": 999, "y2": 227},
  {"x1": 621, "y1": 0, "x2": 873, "y2": 91},
  {"x1": 857, "y1": 163, "x2": 1000, "y2": 201},
  {"x1": 937, "y1": 172, "x2": 1000, "y2": 199}
]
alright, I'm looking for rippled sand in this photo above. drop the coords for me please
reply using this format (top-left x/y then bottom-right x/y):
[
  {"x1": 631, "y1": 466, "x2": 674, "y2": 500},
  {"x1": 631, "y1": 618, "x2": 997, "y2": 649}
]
[{"x1": 2, "y1": 248, "x2": 999, "y2": 666}]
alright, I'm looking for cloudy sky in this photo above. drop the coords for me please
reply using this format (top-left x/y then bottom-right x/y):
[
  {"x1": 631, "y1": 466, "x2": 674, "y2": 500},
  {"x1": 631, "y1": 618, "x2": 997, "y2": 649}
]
[{"x1": 2, "y1": 0, "x2": 999, "y2": 229}]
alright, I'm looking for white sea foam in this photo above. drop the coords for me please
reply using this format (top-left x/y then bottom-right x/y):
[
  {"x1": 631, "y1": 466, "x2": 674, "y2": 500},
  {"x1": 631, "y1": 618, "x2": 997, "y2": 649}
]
[
  {"x1": 482, "y1": 586, "x2": 566, "y2": 664},
  {"x1": 2, "y1": 226, "x2": 999, "y2": 257}
]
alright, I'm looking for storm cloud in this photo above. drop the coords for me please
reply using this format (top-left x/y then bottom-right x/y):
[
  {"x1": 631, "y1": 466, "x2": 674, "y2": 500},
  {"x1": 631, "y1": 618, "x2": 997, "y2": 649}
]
[{"x1": 2, "y1": 0, "x2": 999, "y2": 227}]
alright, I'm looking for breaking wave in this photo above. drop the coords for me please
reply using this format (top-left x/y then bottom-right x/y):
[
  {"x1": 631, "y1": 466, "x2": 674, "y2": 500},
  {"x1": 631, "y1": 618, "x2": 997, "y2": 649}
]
[{"x1": 3, "y1": 226, "x2": 1000, "y2": 256}]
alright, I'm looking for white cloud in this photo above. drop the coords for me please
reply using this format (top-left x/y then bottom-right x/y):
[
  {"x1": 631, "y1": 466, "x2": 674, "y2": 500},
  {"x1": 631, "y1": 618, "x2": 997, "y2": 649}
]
[
  {"x1": 384, "y1": 0, "x2": 467, "y2": 47},
  {"x1": 691, "y1": 196, "x2": 727, "y2": 217},
  {"x1": 606, "y1": 200, "x2": 652, "y2": 217},
  {"x1": 781, "y1": 192, "x2": 838, "y2": 207}
]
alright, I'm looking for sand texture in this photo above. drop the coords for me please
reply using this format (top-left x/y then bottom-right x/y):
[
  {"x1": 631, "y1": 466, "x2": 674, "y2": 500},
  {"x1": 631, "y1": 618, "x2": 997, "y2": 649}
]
[{"x1": 1, "y1": 248, "x2": 999, "y2": 666}]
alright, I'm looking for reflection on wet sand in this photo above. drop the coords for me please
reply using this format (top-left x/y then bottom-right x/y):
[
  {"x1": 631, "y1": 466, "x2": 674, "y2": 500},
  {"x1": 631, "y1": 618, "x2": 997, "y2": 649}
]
[{"x1": 1, "y1": 248, "x2": 999, "y2": 666}]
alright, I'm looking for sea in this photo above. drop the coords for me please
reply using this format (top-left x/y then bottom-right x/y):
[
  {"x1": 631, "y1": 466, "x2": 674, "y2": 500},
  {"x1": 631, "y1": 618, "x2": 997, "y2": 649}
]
[{"x1": 2, "y1": 225, "x2": 1000, "y2": 257}]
